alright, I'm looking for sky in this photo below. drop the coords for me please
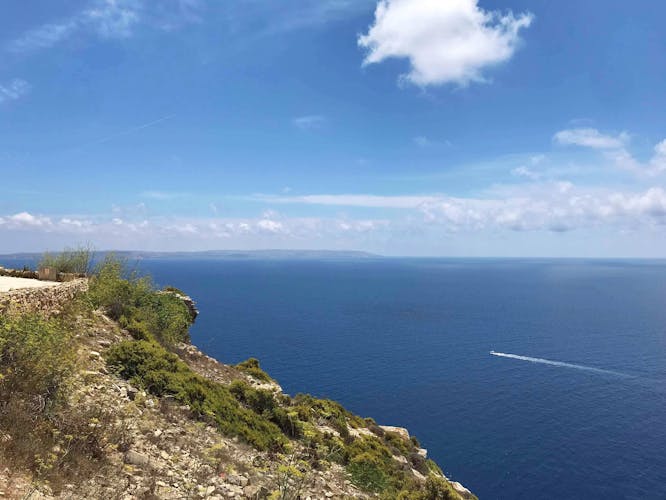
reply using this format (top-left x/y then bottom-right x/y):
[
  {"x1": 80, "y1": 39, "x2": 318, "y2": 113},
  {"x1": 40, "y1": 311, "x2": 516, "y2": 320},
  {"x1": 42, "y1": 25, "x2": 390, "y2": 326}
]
[{"x1": 1, "y1": 0, "x2": 666, "y2": 257}]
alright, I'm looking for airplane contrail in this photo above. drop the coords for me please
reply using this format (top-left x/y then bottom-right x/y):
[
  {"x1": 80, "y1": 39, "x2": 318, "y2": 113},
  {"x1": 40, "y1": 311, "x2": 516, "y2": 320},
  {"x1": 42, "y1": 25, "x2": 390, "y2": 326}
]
[{"x1": 75, "y1": 114, "x2": 176, "y2": 150}]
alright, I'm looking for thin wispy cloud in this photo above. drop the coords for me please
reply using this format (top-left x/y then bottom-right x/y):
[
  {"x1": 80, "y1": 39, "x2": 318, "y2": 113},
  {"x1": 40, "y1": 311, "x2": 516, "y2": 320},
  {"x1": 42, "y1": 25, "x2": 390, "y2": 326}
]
[
  {"x1": 233, "y1": 1, "x2": 374, "y2": 38},
  {"x1": 141, "y1": 190, "x2": 190, "y2": 200},
  {"x1": 7, "y1": 21, "x2": 79, "y2": 53},
  {"x1": 555, "y1": 127, "x2": 666, "y2": 177},
  {"x1": 254, "y1": 193, "x2": 441, "y2": 209},
  {"x1": 0, "y1": 79, "x2": 31, "y2": 103},
  {"x1": 554, "y1": 128, "x2": 628, "y2": 150},
  {"x1": 413, "y1": 136, "x2": 451, "y2": 148},
  {"x1": 358, "y1": 0, "x2": 533, "y2": 87},
  {"x1": 86, "y1": 0, "x2": 141, "y2": 38},
  {"x1": 7, "y1": 0, "x2": 141, "y2": 53},
  {"x1": 292, "y1": 114, "x2": 326, "y2": 130}
]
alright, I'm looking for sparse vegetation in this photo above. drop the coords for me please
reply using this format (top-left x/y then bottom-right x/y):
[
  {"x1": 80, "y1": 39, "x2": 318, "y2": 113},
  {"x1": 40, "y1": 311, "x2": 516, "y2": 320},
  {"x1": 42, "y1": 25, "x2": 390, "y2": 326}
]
[
  {"x1": 0, "y1": 312, "x2": 111, "y2": 491},
  {"x1": 106, "y1": 339, "x2": 288, "y2": 451},
  {"x1": 38, "y1": 244, "x2": 93, "y2": 275}
]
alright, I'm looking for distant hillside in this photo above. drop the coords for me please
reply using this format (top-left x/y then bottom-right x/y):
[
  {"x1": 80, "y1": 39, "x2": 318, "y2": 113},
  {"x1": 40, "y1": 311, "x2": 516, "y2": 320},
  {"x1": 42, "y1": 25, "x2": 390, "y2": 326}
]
[{"x1": 0, "y1": 249, "x2": 381, "y2": 263}]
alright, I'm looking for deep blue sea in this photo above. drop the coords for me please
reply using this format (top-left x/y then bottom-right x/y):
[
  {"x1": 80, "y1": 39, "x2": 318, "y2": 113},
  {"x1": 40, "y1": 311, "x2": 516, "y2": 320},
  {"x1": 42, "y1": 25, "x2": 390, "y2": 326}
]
[{"x1": 7, "y1": 257, "x2": 666, "y2": 498}]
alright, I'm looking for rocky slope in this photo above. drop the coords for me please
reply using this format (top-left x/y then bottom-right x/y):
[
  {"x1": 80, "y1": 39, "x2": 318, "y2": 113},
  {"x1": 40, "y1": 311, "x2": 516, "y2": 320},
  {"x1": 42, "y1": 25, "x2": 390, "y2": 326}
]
[{"x1": 0, "y1": 278, "x2": 475, "y2": 500}]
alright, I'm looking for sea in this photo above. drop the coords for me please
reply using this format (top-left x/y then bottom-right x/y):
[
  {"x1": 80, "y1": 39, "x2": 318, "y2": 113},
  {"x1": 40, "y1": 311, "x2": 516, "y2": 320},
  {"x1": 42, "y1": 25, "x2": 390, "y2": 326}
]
[{"x1": 7, "y1": 257, "x2": 666, "y2": 499}]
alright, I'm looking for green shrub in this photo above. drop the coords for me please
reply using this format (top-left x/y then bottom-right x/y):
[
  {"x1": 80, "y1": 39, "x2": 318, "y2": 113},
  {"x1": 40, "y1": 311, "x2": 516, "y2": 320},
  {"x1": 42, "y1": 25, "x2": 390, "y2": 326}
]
[
  {"x1": 106, "y1": 340, "x2": 287, "y2": 451},
  {"x1": 347, "y1": 453, "x2": 389, "y2": 492},
  {"x1": 229, "y1": 380, "x2": 304, "y2": 438},
  {"x1": 87, "y1": 255, "x2": 146, "y2": 320},
  {"x1": 422, "y1": 475, "x2": 458, "y2": 499},
  {"x1": 39, "y1": 245, "x2": 93, "y2": 275},
  {"x1": 235, "y1": 357, "x2": 273, "y2": 382},
  {"x1": 88, "y1": 257, "x2": 191, "y2": 346}
]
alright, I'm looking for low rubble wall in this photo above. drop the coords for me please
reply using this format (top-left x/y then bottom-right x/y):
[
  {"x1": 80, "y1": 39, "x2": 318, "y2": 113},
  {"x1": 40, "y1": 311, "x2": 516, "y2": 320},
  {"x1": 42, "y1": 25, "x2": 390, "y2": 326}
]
[{"x1": 0, "y1": 279, "x2": 88, "y2": 316}]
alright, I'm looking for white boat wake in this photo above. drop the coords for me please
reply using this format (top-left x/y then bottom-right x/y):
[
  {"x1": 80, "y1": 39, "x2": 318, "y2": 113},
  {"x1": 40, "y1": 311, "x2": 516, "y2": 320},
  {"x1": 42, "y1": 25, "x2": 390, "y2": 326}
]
[{"x1": 489, "y1": 351, "x2": 633, "y2": 378}]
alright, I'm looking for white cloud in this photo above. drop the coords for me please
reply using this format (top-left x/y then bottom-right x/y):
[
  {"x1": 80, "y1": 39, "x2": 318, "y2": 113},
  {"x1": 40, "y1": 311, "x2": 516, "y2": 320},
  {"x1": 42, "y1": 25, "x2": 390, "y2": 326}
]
[
  {"x1": 257, "y1": 219, "x2": 285, "y2": 233},
  {"x1": 86, "y1": 0, "x2": 141, "y2": 38},
  {"x1": 6, "y1": 0, "x2": 200, "y2": 54},
  {"x1": 419, "y1": 184, "x2": 666, "y2": 232},
  {"x1": 617, "y1": 142, "x2": 666, "y2": 178},
  {"x1": 251, "y1": 184, "x2": 666, "y2": 233},
  {"x1": 413, "y1": 135, "x2": 451, "y2": 147},
  {"x1": 554, "y1": 128, "x2": 628, "y2": 150},
  {"x1": 4, "y1": 212, "x2": 50, "y2": 227},
  {"x1": 141, "y1": 190, "x2": 189, "y2": 200},
  {"x1": 7, "y1": 21, "x2": 78, "y2": 53},
  {"x1": 256, "y1": 193, "x2": 440, "y2": 208},
  {"x1": 510, "y1": 154, "x2": 547, "y2": 180},
  {"x1": 413, "y1": 136, "x2": 430, "y2": 147},
  {"x1": 511, "y1": 166, "x2": 540, "y2": 180},
  {"x1": 292, "y1": 115, "x2": 326, "y2": 130},
  {"x1": 358, "y1": 0, "x2": 533, "y2": 87},
  {"x1": 0, "y1": 79, "x2": 31, "y2": 103},
  {"x1": 8, "y1": 1, "x2": 140, "y2": 53},
  {"x1": 3, "y1": 186, "x2": 666, "y2": 256},
  {"x1": 555, "y1": 127, "x2": 666, "y2": 177}
]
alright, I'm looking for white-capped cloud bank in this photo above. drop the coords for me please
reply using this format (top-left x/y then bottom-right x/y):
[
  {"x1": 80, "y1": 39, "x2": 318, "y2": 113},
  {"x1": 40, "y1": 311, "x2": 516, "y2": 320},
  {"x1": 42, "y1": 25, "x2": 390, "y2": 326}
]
[
  {"x1": 358, "y1": 0, "x2": 533, "y2": 86},
  {"x1": 3, "y1": 183, "x2": 666, "y2": 255},
  {"x1": 258, "y1": 184, "x2": 666, "y2": 233}
]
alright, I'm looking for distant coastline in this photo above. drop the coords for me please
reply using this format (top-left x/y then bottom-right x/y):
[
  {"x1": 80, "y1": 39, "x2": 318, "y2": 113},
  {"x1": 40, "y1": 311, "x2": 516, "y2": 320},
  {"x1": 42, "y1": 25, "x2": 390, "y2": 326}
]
[{"x1": 0, "y1": 249, "x2": 382, "y2": 262}]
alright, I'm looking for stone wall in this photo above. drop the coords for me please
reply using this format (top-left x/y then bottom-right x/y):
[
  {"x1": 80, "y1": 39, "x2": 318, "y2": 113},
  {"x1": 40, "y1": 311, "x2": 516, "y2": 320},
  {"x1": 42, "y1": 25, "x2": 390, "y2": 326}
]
[
  {"x1": 0, "y1": 267, "x2": 39, "y2": 279},
  {"x1": 0, "y1": 279, "x2": 88, "y2": 316}
]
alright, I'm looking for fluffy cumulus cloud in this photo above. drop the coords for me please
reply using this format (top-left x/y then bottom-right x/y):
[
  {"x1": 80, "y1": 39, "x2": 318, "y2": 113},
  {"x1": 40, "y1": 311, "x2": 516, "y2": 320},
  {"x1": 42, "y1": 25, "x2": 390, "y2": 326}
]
[{"x1": 358, "y1": 0, "x2": 533, "y2": 86}]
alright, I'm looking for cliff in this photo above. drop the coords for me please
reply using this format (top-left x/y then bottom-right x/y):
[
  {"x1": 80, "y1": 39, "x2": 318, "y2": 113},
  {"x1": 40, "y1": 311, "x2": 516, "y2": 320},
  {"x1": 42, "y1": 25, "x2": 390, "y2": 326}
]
[{"x1": 0, "y1": 272, "x2": 475, "y2": 500}]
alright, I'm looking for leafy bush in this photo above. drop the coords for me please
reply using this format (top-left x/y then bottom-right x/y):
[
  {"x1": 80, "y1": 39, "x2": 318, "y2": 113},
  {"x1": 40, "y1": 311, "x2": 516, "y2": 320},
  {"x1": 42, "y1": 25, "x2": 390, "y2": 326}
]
[
  {"x1": 39, "y1": 245, "x2": 93, "y2": 275},
  {"x1": 347, "y1": 453, "x2": 390, "y2": 492},
  {"x1": 422, "y1": 475, "x2": 459, "y2": 499},
  {"x1": 88, "y1": 256, "x2": 191, "y2": 346},
  {"x1": 106, "y1": 340, "x2": 287, "y2": 451},
  {"x1": 230, "y1": 380, "x2": 304, "y2": 438},
  {"x1": 235, "y1": 357, "x2": 273, "y2": 382}
]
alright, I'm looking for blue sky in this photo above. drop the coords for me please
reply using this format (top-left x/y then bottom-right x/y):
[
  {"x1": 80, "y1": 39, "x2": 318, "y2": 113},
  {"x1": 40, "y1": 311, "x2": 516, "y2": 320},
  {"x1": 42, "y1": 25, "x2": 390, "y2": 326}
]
[{"x1": 1, "y1": 0, "x2": 666, "y2": 256}]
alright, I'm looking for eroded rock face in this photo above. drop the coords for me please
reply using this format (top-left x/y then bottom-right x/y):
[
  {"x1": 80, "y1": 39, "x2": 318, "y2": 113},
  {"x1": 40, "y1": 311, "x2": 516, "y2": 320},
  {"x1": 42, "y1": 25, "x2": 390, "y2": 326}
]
[{"x1": 161, "y1": 290, "x2": 199, "y2": 323}]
